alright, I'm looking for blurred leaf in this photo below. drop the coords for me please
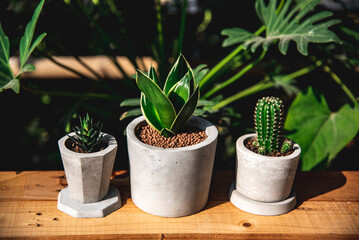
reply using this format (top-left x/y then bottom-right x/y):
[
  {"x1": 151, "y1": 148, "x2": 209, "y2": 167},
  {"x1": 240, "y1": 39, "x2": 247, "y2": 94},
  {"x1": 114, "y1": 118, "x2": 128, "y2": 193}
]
[
  {"x1": 198, "y1": 99, "x2": 214, "y2": 106},
  {"x1": 27, "y1": 32, "x2": 47, "y2": 59},
  {"x1": 17, "y1": 63, "x2": 36, "y2": 77},
  {"x1": 194, "y1": 108, "x2": 206, "y2": 115},
  {"x1": 221, "y1": 28, "x2": 254, "y2": 47},
  {"x1": 273, "y1": 75, "x2": 300, "y2": 96},
  {"x1": 19, "y1": 0, "x2": 46, "y2": 69},
  {"x1": 41, "y1": 94, "x2": 51, "y2": 105},
  {"x1": 222, "y1": 0, "x2": 341, "y2": 56},
  {"x1": 341, "y1": 26, "x2": 359, "y2": 42},
  {"x1": 1, "y1": 78, "x2": 20, "y2": 93},
  {"x1": 193, "y1": 64, "x2": 209, "y2": 83},
  {"x1": 285, "y1": 87, "x2": 359, "y2": 170},
  {"x1": 1, "y1": 0, "x2": 45, "y2": 94},
  {"x1": 120, "y1": 98, "x2": 140, "y2": 107},
  {"x1": 119, "y1": 108, "x2": 141, "y2": 121},
  {"x1": 0, "y1": 23, "x2": 15, "y2": 92}
]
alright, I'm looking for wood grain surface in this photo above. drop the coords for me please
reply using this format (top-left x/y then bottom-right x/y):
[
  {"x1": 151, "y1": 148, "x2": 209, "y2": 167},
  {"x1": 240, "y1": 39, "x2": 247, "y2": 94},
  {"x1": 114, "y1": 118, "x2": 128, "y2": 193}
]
[{"x1": 0, "y1": 171, "x2": 358, "y2": 239}]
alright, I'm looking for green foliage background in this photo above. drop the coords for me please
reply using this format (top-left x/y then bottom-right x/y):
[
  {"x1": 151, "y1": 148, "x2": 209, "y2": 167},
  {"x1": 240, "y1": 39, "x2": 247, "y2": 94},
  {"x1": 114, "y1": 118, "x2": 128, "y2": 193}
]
[{"x1": 0, "y1": 0, "x2": 358, "y2": 171}]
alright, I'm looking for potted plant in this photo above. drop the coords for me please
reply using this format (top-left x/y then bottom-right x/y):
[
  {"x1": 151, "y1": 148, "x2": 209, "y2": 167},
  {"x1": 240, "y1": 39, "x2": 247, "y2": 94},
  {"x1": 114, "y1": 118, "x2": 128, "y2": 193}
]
[
  {"x1": 57, "y1": 114, "x2": 121, "y2": 218},
  {"x1": 229, "y1": 96, "x2": 301, "y2": 216},
  {"x1": 126, "y1": 54, "x2": 218, "y2": 217}
]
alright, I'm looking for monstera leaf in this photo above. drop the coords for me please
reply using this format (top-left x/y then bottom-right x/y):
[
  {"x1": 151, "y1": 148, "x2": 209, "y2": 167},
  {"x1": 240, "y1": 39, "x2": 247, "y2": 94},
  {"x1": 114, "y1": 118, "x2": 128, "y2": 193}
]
[
  {"x1": 222, "y1": 0, "x2": 341, "y2": 55},
  {"x1": 0, "y1": 0, "x2": 46, "y2": 93},
  {"x1": 285, "y1": 87, "x2": 359, "y2": 170}
]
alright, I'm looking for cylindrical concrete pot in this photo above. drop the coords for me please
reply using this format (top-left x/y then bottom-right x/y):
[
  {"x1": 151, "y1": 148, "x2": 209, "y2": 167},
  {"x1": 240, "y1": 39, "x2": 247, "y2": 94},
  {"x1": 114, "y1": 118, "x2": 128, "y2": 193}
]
[
  {"x1": 58, "y1": 132, "x2": 118, "y2": 203},
  {"x1": 235, "y1": 133, "x2": 301, "y2": 203},
  {"x1": 126, "y1": 116, "x2": 218, "y2": 218}
]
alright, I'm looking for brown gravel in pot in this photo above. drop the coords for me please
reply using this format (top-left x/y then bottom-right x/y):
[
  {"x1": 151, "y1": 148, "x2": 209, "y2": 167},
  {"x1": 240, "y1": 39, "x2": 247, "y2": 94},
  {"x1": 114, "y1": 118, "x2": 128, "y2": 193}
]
[{"x1": 136, "y1": 124, "x2": 207, "y2": 148}]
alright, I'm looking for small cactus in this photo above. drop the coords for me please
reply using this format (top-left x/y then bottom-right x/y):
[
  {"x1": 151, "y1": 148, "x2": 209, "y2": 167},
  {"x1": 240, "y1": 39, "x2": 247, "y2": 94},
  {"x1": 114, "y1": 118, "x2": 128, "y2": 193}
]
[{"x1": 253, "y1": 96, "x2": 292, "y2": 155}]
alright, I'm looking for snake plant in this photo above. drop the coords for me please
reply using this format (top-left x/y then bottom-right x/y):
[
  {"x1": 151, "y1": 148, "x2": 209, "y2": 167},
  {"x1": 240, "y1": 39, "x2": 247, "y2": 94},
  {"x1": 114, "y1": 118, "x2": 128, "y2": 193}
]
[
  {"x1": 68, "y1": 113, "x2": 104, "y2": 153},
  {"x1": 253, "y1": 96, "x2": 292, "y2": 155},
  {"x1": 136, "y1": 54, "x2": 199, "y2": 137}
]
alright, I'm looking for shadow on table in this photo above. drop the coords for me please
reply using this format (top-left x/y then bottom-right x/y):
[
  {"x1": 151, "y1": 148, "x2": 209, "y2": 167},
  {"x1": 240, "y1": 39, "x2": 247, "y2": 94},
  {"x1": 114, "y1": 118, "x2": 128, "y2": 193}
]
[
  {"x1": 111, "y1": 171, "x2": 130, "y2": 206},
  {"x1": 202, "y1": 171, "x2": 236, "y2": 212},
  {"x1": 294, "y1": 171, "x2": 347, "y2": 208}
]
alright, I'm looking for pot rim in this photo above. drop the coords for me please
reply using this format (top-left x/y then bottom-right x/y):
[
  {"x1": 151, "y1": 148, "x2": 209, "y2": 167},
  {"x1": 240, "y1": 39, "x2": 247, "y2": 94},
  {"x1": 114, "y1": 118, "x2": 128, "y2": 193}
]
[
  {"x1": 127, "y1": 116, "x2": 218, "y2": 152},
  {"x1": 236, "y1": 133, "x2": 301, "y2": 160},
  {"x1": 58, "y1": 132, "x2": 117, "y2": 157}
]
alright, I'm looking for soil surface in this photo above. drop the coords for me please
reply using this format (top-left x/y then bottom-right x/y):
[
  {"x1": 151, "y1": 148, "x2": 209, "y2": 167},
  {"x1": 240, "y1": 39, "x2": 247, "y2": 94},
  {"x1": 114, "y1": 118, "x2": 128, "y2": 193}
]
[
  {"x1": 136, "y1": 124, "x2": 207, "y2": 148},
  {"x1": 245, "y1": 138, "x2": 294, "y2": 157},
  {"x1": 66, "y1": 138, "x2": 108, "y2": 153}
]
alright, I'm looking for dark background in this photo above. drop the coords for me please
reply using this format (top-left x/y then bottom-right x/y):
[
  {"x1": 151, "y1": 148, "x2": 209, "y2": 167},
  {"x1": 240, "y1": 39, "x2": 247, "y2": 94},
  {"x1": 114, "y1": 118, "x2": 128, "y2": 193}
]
[{"x1": 1, "y1": 0, "x2": 358, "y2": 171}]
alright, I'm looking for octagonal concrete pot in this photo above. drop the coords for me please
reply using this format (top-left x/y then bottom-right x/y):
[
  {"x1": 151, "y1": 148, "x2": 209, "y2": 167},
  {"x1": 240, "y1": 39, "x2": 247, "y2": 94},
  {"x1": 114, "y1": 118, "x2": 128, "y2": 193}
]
[
  {"x1": 126, "y1": 116, "x2": 218, "y2": 218},
  {"x1": 57, "y1": 132, "x2": 121, "y2": 218},
  {"x1": 229, "y1": 133, "x2": 301, "y2": 216}
]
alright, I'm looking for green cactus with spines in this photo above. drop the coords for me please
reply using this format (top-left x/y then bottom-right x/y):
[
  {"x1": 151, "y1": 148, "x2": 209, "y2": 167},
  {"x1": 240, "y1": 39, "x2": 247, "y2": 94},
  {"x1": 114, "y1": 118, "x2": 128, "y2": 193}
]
[
  {"x1": 253, "y1": 96, "x2": 292, "y2": 155},
  {"x1": 68, "y1": 113, "x2": 104, "y2": 153}
]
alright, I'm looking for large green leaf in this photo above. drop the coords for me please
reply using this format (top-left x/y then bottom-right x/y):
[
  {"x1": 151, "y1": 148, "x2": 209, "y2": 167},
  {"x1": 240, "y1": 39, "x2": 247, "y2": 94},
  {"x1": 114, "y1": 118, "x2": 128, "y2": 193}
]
[
  {"x1": 19, "y1": 0, "x2": 45, "y2": 69},
  {"x1": 170, "y1": 86, "x2": 199, "y2": 133},
  {"x1": 193, "y1": 64, "x2": 209, "y2": 84},
  {"x1": 140, "y1": 93, "x2": 163, "y2": 132},
  {"x1": 285, "y1": 87, "x2": 359, "y2": 171},
  {"x1": 0, "y1": 23, "x2": 15, "y2": 92},
  {"x1": 163, "y1": 54, "x2": 194, "y2": 94},
  {"x1": 148, "y1": 65, "x2": 162, "y2": 89},
  {"x1": 167, "y1": 71, "x2": 195, "y2": 113},
  {"x1": 136, "y1": 69, "x2": 176, "y2": 129},
  {"x1": 222, "y1": 0, "x2": 341, "y2": 56}
]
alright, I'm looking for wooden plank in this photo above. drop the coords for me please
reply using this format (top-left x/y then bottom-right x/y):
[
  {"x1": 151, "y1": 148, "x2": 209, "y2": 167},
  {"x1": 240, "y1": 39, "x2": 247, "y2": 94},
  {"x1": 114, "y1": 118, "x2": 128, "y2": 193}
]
[
  {"x1": 0, "y1": 171, "x2": 358, "y2": 239},
  {"x1": 1, "y1": 171, "x2": 358, "y2": 202},
  {"x1": 0, "y1": 199, "x2": 358, "y2": 238},
  {"x1": 0, "y1": 171, "x2": 66, "y2": 201},
  {"x1": 295, "y1": 171, "x2": 359, "y2": 202},
  {"x1": 3, "y1": 234, "x2": 359, "y2": 240}
]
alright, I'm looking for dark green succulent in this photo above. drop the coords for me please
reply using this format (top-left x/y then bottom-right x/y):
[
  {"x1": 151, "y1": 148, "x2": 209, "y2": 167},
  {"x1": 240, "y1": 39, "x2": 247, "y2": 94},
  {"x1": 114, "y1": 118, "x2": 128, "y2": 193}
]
[
  {"x1": 68, "y1": 114, "x2": 104, "y2": 153},
  {"x1": 136, "y1": 54, "x2": 199, "y2": 137},
  {"x1": 253, "y1": 96, "x2": 292, "y2": 155}
]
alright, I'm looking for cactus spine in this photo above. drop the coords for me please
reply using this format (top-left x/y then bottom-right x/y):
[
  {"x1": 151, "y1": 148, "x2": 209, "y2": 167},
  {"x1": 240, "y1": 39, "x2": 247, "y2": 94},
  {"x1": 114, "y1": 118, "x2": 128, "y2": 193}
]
[{"x1": 254, "y1": 96, "x2": 291, "y2": 155}]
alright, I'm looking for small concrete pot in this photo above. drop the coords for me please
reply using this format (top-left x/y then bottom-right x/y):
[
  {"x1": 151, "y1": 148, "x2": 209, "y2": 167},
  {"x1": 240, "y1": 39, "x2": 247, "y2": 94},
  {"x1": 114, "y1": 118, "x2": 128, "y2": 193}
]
[
  {"x1": 57, "y1": 132, "x2": 121, "y2": 218},
  {"x1": 230, "y1": 133, "x2": 301, "y2": 216},
  {"x1": 126, "y1": 116, "x2": 218, "y2": 218}
]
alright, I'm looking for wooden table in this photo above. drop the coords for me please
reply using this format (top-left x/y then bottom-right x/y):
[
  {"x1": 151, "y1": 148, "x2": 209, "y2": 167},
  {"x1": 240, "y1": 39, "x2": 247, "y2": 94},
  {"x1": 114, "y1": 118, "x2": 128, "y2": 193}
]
[{"x1": 0, "y1": 171, "x2": 358, "y2": 239}]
